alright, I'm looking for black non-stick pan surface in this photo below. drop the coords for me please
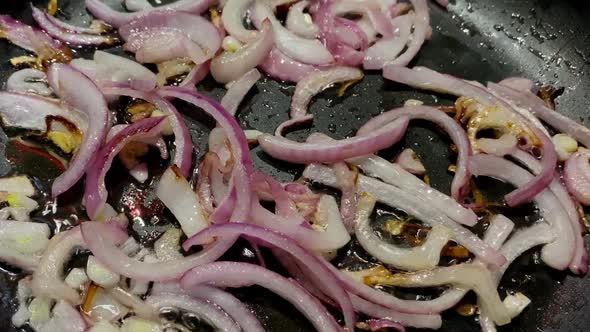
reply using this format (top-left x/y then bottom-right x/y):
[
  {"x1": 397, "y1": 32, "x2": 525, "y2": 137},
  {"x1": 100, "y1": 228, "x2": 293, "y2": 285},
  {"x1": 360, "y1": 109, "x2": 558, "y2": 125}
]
[{"x1": 1, "y1": 0, "x2": 590, "y2": 331}]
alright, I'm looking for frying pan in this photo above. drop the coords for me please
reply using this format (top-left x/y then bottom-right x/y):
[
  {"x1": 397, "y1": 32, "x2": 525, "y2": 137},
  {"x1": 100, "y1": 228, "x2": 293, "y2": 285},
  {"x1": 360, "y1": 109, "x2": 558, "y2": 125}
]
[{"x1": 0, "y1": 0, "x2": 589, "y2": 331}]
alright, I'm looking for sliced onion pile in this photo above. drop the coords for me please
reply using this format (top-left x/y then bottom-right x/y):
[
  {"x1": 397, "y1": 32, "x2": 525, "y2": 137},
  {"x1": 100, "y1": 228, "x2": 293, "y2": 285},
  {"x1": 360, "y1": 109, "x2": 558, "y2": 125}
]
[{"x1": 0, "y1": 1, "x2": 588, "y2": 332}]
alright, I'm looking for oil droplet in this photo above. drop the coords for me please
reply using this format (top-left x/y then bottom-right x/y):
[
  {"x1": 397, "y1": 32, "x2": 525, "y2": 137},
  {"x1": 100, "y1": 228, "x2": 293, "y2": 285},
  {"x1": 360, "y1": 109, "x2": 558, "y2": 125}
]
[{"x1": 328, "y1": 124, "x2": 337, "y2": 133}]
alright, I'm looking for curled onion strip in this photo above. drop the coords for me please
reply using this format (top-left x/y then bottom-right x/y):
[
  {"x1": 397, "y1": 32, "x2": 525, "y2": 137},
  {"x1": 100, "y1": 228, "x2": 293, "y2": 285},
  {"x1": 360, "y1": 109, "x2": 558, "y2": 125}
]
[
  {"x1": 84, "y1": 0, "x2": 215, "y2": 27},
  {"x1": 31, "y1": 6, "x2": 118, "y2": 46},
  {"x1": 183, "y1": 223, "x2": 355, "y2": 331},
  {"x1": 48, "y1": 63, "x2": 110, "y2": 197},
  {"x1": 355, "y1": 193, "x2": 453, "y2": 271},
  {"x1": 146, "y1": 295, "x2": 240, "y2": 332},
  {"x1": 358, "y1": 105, "x2": 472, "y2": 201},
  {"x1": 290, "y1": 66, "x2": 364, "y2": 120},
  {"x1": 469, "y1": 154, "x2": 576, "y2": 270},
  {"x1": 181, "y1": 262, "x2": 341, "y2": 332},
  {"x1": 383, "y1": 66, "x2": 557, "y2": 206},
  {"x1": 102, "y1": 85, "x2": 193, "y2": 176},
  {"x1": 84, "y1": 117, "x2": 166, "y2": 219},
  {"x1": 259, "y1": 48, "x2": 319, "y2": 83},
  {"x1": 258, "y1": 117, "x2": 409, "y2": 164},
  {"x1": 303, "y1": 163, "x2": 506, "y2": 266},
  {"x1": 220, "y1": 69, "x2": 261, "y2": 116},
  {"x1": 81, "y1": 221, "x2": 233, "y2": 281},
  {"x1": 211, "y1": 20, "x2": 273, "y2": 84},
  {"x1": 157, "y1": 87, "x2": 253, "y2": 222},
  {"x1": 511, "y1": 149, "x2": 587, "y2": 275}
]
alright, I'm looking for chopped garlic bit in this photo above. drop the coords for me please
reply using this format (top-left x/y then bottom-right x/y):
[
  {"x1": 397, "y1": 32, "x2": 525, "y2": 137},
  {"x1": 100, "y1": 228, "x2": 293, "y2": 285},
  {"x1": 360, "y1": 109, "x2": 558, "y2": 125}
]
[
  {"x1": 12, "y1": 279, "x2": 32, "y2": 327},
  {"x1": 404, "y1": 99, "x2": 424, "y2": 106},
  {"x1": 6, "y1": 192, "x2": 39, "y2": 212},
  {"x1": 28, "y1": 297, "x2": 52, "y2": 330},
  {"x1": 552, "y1": 133, "x2": 578, "y2": 162},
  {"x1": 222, "y1": 36, "x2": 243, "y2": 53},
  {"x1": 120, "y1": 317, "x2": 163, "y2": 332},
  {"x1": 503, "y1": 292, "x2": 531, "y2": 319},
  {"x1": 87, "y1": 256, "x2": 120, "y2": 288},
  {"x1": 65, "y1": 268, "x2": 89, "y2": 289},
  {"x1": 0, "y1": 176, "x2": 35, "y2": 196},
  {"x1": 384, "y1": 219, "x2": 405, "y2": 235}
]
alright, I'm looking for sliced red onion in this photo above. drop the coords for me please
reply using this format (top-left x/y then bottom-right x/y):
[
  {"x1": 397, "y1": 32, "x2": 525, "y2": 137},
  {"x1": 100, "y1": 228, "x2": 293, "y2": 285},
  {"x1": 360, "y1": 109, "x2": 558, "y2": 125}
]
[
  {"x1": 275, "y1": 115, "x2": 314, "y2": 136},
  {"x1": 178, "y1": 61, "x2": 210, "y2": 88},
  {"x1": 106, "y1": 286, "x2": 155, "y2": 319},
  {"x1": 6, "y1": 69, "x2": 52, "y2": 96},
  {"x1": 156, "y1": 165, "x2": 209, "y2": 237},
  {"x1": 146, "y1": 295, "x2": 240, "y2": 332},
  {"x1": 476, "y1": 133, "x2": 518, "y2": 157},
  {"x1": 259, "y1": 48, "x2": 319, "y2": 83},
  {"x1": 84, "y1": 117, "x2": 166, "y2": 219},
  {"x1": 478, "y1": 222, "x2": 554, "y2": 332},
  {"x1": 346, "y1": 153, "x2": 477, "y2": 226},
  {"x1": 48, "y1": 64, "x2": 110, "y2": 197},
  {"x1": 330, "y1": 19, "x2": 366, "y2": 52},
  {"x1": 374, "y1": 264, "x2": 512, "y2": 325},
  {"x1": 290, "y1": 66, "x2": 363, "y2": 119},
  {"x1": 366, "y1": 319, "x2": 405, "y2": 331},
  {"x1": 125, "y1": 0, "x2": 153, "y2": 11},
  {"x1": 498, "y1": 77, "x2": 535, "y2": 92},
  {"x1": 488, "y1": 82, "x2": 590, "y2": 148},
  {"x1": 31, "y1": 7, "x2": 118, "y2": 46},
  {"x1": 469, "y1": 154, "x2": 576, "y2": 270},
  {"x1": 220, "y1": 68, "x2": 261, "y2": 116},
  {"x1": 355, "y1": 194, "x2": 452, "y2": 271},
  {"x1": 363, "y1": 14, "x2": 413, "y2": 70},
  {"x1": 249, "y1": 196, "x2": 351, "y2": 253},
  {"x1": 259, "y1": 117, "x2": 408, "y2": 164},
  {"x1": 221, "y1": 0, "x2": 257, "y2": 42},
  {"x1": 181, "y1": 262, "x2": 341, "y2": 332},
  {"x1": 395, "y1": 148, "x2": 426, "y2": 175},
  {"x1": 358, "y1": 105, "x2": 471, "y2": 200},
  {"x1": 179, "y1": 285, "x2": 265, "y2": 332},
  {"x1": 0, "y1": 92, "x2": 86, "y2": 133},
  {"x1": 252, "y1": 1, "x2": 334, "y2": 65},
  {"x1": 314, "y1": 1, "x2": 365, "y2": 66},
  {"x1": 102, "y1": 85, "x2": 193, "y2": 176},
  {"x1": 119, "y1": 11, "x2": 221, "y2": 65},
  {"x1": 251, "y1": 172, "x2": 302, "y2": 222},
  {"x1": 183, "y1": 223, "x2": 355, "y2": 331},
  {"x1": 71, "y1": 50, "x2": 157, "y2": 91},
  {"x1": 211, "y1": 20, "x2": 273, "y2": 84},
  {"x1": 34, "y1": 11, "x2": 111, "y2": 35},
  {"x1": 286, "y1": 0, "x2": 319, "y2": 39},
  {"x1": 332, "y1": 162, "x2": 358, "y2": 233},
  {"x1": 389, "y1": 0, "x2": 429, "y2": 66},
  {"x1": 564, "y1": 152, "x2": 590, "y2": 205},
  {"x1": 347, "y1": 213, "x2": 513, "y2": 318},
  {"x1": 85, "y1": 0, "x2": 215, "y2": 27},
  {"x1": 387, "y1": 68, "x2": 549, "y2": 138},
  {"x1": 81, "y1": 221, "x2": 234, "y2": 281},
  {"x1": 0, "y1": 15, "x2": 72, "y2": 62},
  {"x1": 31, "y1": 228, "x2": 85, "y2": 304},
  {"x1": 106, "y1": 124, "x2": 168, "y2": 160},
  {"x1": 350, "y1": 295, "x2": 442, "y2": 329},
  {"x1": 383, "y1": 66, "x2": 557, "y2": 206},
  {"x1": 158, "y1": 87, "x2": 253, "y2": 222},
  {"x1": 303, "y1": 164, "x2": 505, "y2": 266}
]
